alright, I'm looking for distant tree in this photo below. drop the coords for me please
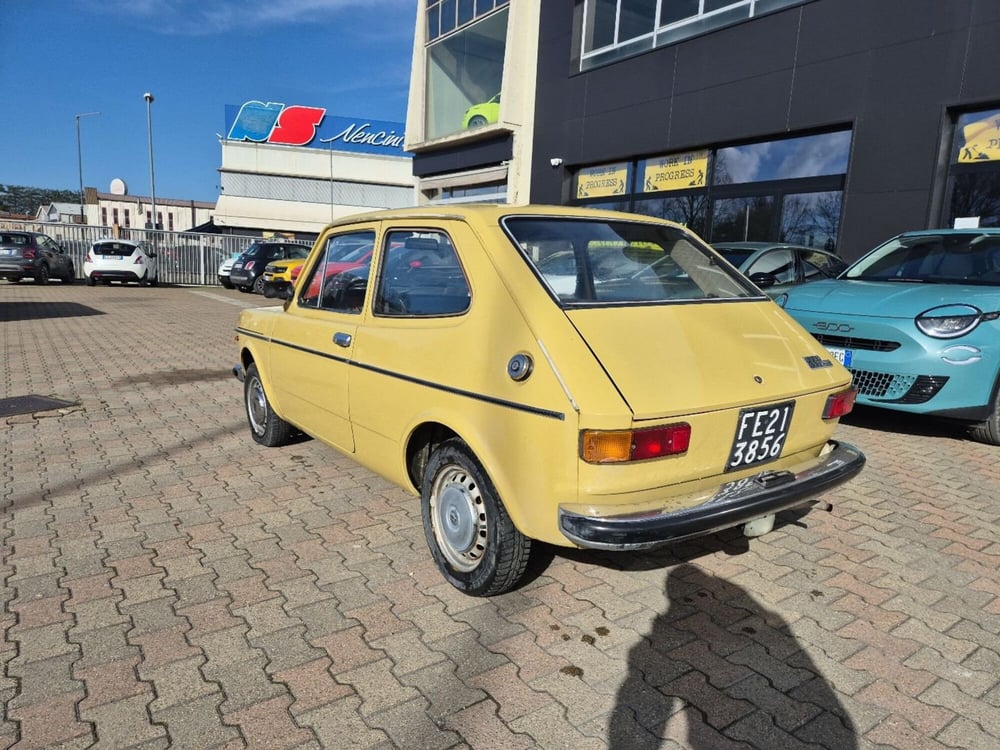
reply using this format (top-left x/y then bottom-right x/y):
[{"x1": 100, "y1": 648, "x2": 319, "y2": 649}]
[{"x1": 0, "y1": 184, "x2": 79, "y2": 216}]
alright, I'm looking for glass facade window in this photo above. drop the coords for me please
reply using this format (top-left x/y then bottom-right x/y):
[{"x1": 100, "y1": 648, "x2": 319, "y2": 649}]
[
  {"x1": 946, "y1": 108, "x2": 1000, "y2": 228},
  {"x1": 581, "y1": 0, "x2": 807, "y2": 71},
  {"x1": 572, "y1": 130, "x2": 850, "y2": 250},
  {"x1": 714, "y1": 131, "x2": 851, "y2": 184},
  {"x1": 427, "y1": 0, "x2": 508, "y2": 42},
  {"x1": 425, "y1": 6, "x2": 508, "y2": 140}
]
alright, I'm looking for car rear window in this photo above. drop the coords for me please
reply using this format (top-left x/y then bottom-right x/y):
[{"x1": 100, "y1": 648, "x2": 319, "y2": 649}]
[
  {"x1": 504, "y1": 216, "x2": 759, "y2": 305},
  {"x1": 0, "y1": 234, "x2": 29, "y2": 246},
  {"x1": 93, "y1": 242, "x2": 138, "y2": 256}
]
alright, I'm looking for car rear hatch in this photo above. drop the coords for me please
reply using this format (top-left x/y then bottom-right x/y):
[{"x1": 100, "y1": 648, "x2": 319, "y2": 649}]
[
  {"x1": 565, "y1": 299, "x2": 852, "y2": 487},
  {"x1": 92, "y1": 241, "x2": 139, "y2": 271}
]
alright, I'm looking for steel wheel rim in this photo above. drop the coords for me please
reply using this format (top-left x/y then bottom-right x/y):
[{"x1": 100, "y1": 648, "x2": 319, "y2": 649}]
[
  {"x1": 431, "y1": 465, "x2": 487, "y2": 572},
  {"x1": 246, "y1": 376, "x2": 268, "y2": 436}
]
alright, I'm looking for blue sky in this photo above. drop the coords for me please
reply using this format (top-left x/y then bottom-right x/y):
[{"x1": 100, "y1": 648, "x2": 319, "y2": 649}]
[{"x1": 1, "y1": 0, "x2": 416, "y2": 204}]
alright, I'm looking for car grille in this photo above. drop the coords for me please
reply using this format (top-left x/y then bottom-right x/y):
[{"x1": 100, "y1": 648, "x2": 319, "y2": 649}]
[
  {"x1": 813, "y1": 333, "x2": 900, "y2": 352},
  {"x1": 849, "y1": 369, "x2": 949, "y2": 403}
]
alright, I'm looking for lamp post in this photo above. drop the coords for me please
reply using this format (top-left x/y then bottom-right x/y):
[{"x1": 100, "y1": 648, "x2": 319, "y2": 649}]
[
  {"x1": 75, "y1": 111, "x2": 100, "y2": 223},
  {"x1": 143, "y1": 92, "x2": 157, "y2": 241}
]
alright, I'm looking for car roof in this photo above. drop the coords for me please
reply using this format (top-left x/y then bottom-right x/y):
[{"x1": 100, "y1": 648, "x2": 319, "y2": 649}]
[
  {"x1": 93, "y1": 237, "x2": 141, "y2": 246},
  {"x1": 713, "y1": 242, "x2": 826, "y2": 252},
  {"x1": 320, "y1": 203, "x2": 686, "y2": 232},
  {"x1": 896, "y1": 228, "x2": 1000, "y2": 238}
]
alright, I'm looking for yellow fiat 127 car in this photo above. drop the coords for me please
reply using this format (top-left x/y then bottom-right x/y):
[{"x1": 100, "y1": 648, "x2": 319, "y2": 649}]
[{"x1": 234, "y1": 205, "x2": 865, "y2": 596}]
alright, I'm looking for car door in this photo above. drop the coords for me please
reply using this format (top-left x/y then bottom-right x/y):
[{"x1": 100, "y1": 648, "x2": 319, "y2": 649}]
[
  {"x1": 267, "y1": 228, "x2": 378, "y2": 453},
  {"x1": 39, "y1": 236, "x2": 70, "y2": 277}
]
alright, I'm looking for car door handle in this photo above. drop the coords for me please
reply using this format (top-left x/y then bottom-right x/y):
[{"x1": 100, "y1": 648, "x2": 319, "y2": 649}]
[{"x1": 333, "y1": 332, "x2": 352, "y2": 348}]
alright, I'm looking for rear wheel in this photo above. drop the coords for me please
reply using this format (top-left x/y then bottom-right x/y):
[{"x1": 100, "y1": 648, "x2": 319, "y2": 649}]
[
  {"x1": 252, "y1": 276, "x2": 266, "y2": 294},
  {"x1": 244, "y1": 362, "x2": 295, "y2": 447},
  {"x1": 421, "y1": 439, "x2": 532, "y2": 596},
  {"x1": 86, "y1": 275, "x2": 96, "y2": 286},
  {"x1": 34, "y1": 265, "x2": 50, "y2": 285},
  {"x1": 220, "y1": 278, "x2": 234, "y2": 289},
  {"x1": 467, "y1": 115, "x2": 488, "y2": 128}
]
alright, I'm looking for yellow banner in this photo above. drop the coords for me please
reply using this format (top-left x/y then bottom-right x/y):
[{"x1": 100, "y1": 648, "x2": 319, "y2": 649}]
[
  {"x1": 642, "y1": 150, "x2": 708, "y2": 192},
  {"x1": 957, "y1": 114, "x2": 1000, "y2": 163},
  {"x1": 576, "y1": 164, "x2": 629, "y2": 199}
]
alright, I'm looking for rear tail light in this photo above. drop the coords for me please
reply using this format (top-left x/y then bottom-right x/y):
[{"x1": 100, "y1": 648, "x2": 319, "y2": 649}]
[
  {"x1": 85, "y1": 253, "x2": 93, "y2": 263},
  {"x1": 134, "y1": 255, "x2": 143, "y2": 264},
  {"x1": 823, "y1": 387, "x2": 857, "y2": 420},
  {"x1": 23, "y1": 248, "x2": 36, "y2": 259},
  {"x1": 581, "y1": 423, "x2": 691, "y2": 463},
  {"x1": 245, "y1": 260, "x2": 256, "y2": 271}
]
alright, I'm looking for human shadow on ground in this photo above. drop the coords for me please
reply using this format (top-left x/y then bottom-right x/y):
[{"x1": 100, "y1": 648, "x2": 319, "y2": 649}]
[{"x1": 607, "y1": 563, "x2": 857, "y2": 749}]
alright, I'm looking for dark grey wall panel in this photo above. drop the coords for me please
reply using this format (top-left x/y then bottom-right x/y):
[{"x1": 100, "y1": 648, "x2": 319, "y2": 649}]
[{"x1": 531, "y1": 0, "x2": 1000, "y2": 258}]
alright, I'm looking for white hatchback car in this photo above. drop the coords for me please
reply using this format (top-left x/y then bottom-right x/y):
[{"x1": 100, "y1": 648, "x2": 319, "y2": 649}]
[{"x1": 84, "y1": 239, "x2": 159, "y2": 286}]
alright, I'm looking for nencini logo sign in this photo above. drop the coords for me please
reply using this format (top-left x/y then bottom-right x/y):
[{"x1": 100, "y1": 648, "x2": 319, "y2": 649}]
[
  {"x1": 227, "y1": 101, "x2": 326, "y2": 146},
  {"x1": 224, "y1": 101, "x2": 410, "y2": 157}
]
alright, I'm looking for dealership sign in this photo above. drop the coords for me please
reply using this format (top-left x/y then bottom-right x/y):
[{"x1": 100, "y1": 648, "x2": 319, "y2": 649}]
[{"x1": 224, "y1": 101, "x2": 410, "y2": 157}]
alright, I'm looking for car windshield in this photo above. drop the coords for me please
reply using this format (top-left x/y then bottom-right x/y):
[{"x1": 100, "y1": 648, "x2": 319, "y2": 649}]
[
  {"x1": 504, "y1": 216, "x2": 757, "y2": 305},
  {"x1": 845, "y1": 233, "x2": 1000, "y2": 285}
]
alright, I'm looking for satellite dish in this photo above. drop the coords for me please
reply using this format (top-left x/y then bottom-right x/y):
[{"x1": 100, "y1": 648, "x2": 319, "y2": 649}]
[{"x1": 110, "y1": 178, "x2": 127, "y2": 195}]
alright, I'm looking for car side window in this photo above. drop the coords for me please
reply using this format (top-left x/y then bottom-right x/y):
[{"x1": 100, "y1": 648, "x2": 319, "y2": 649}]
[
  {"x1": 802, "y1": 250, "x2": 844, "y2": 279},
  {"x1": 374, "y1": 230, "x2": 471, "y2": 317},
  {"x1": 747, "y1": 249, "x2": 796, "y2": 283},
  {"x1": 298, "y1": 230, "x2": 376, "y2": 313}
]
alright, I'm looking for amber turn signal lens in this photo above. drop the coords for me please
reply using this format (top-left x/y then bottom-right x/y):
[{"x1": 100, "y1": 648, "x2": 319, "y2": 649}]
[{"x1": 581, "y1": 424, "x2": 691, "y2": 463}]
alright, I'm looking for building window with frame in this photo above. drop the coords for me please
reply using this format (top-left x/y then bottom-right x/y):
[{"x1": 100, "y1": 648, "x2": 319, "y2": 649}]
[
  {"x1": 580, "y1": 0, "x2": 807, "y2": 71},
  {"x1": 946, "y1": 107, "x2": 1000, "y2": 228}
]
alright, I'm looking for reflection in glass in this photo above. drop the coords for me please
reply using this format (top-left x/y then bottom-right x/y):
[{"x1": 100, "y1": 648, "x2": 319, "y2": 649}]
[
  {"x1": 632, "y1": 194, "x2": 708, "y2": 237},
  {"x1": 660, "y1": 0, "x2": 699, "y2": 25},
  {"x1": 425, "y1": 8, "x2": 508, "y2": 140},
  {"x1": 714, "y1": 131, "x2": 851, "y2": 185},
  {"x1": 585, "y1": 0, "x2": 618, "y2": 50},
  {"x1": 781, "y1": 191, "x2": 842, "y2": 251},
  {"x1": 710, "y1": 196, "x2": 776, "y2": 243},
  {"x1": 950, "y1": 172, "x2": 1000, "y2": 228},
  {"x1": 619, "y1": 0, "x2": 658, "y2": 40}
]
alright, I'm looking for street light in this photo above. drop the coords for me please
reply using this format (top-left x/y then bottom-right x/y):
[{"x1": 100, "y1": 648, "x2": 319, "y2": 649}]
[
  {"x1": 75, "y1": 111, "x2": 100, "y2": 223},
  {"x1": 144, "y1": 92, "x2": 157, "y2": 239}
]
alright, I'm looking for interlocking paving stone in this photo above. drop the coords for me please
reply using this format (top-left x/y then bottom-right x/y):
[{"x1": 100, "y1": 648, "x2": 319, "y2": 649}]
[{"x1": 2, "y1": 284, "x2": 999, "y2": 748}]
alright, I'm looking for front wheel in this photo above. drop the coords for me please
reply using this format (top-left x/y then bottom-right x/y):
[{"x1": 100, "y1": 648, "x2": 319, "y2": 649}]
[
  {"x1": 467, "y1": 115, "x2": 488, "y2": 128},
  {"x1": 969, "y1": 383, "x2": 1000, "y2": 445},
  {"x1": 421, "y1": 439, "x2": 531, "y2": 596},
  {"x1": 244, "y1": 362, "x2": 295, "y2": 447}
]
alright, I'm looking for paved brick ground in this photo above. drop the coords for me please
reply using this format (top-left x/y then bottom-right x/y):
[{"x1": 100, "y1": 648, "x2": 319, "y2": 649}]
[{"x1": 1, "y1": 281, "x2": 998, "y2": 749}]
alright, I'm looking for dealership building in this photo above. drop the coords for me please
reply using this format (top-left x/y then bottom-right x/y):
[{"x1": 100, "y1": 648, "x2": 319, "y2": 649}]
[
  {"x1": 212, "y1": 101, "x2": 416, "y2": 240},
  {"x1": 403, "y1": 0, "x2": 1000, "y2": 261}
]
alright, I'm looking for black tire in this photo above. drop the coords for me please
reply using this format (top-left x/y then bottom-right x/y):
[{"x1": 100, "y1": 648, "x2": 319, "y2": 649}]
[
  {"x1": 252, "y1": 275, "x2": 266, "y2": 294},
  {"x1": 64, "y1": 263, "x2": 75, "y2": 283},
  {"x1": 86, "y1": 275, "x2": 96, "y2": 286},
  {"x1": 421, "y1": 438, "x2": 532, "y2": 596},
  {"x1": 139, "y1": 274, "x2": 148, "y2": 287},
  {"x1": 467, "y1": 115, "x2": 488, "y2": 128},
  {"x1": 238, "y1": 285, "x2": 250, "y2": 293},
  {"x1": 969, "y1": 384, "x2": 1000, "y2": 445},
  {"x1": 244, "y1": 362, "x2": 295, "y2": 447},
  {"x1": 220, "y1": 278, "x2": 234, "y2": 289},
  {"x1": 34, "y1": 264, "x2": 50, "y2": 285},
  {"x1": 149, "y1": 276, "x2": 158, "y2": 287}
]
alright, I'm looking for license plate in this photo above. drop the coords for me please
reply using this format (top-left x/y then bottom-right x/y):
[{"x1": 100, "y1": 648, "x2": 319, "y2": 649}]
[
  {"x1": 826, "y1": 347, "x2": 853, "y2": 367},
  {"x1": 726, "y1": 400, "x2": 795, "y2": 472},
  {"x1": 0, "y1": 248, "x2": 15, "y2": 256}
]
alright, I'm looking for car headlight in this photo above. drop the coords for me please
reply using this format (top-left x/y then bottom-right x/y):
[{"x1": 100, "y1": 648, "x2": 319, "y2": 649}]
[{"x1": 915, "y1": 304, "x2": 991, "y2": 338}]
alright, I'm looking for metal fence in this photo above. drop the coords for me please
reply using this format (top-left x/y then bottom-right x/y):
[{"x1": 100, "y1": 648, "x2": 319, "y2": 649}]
[{"x1": 0, "y1": 219, "x2": 263, "y2": 286}]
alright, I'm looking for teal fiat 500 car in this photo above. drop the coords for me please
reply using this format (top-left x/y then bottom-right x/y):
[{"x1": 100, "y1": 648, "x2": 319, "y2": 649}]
[{"x1": 779, "y1": 228, "x2": 1000, "y2": 444}]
